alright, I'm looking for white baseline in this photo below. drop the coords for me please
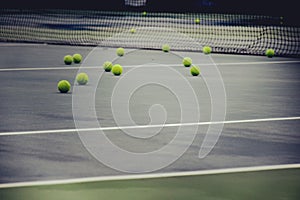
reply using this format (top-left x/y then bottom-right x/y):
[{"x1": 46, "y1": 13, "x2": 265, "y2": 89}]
[
  {"x1": 0, "y1": 116, "x2": 300, "y2": 136},
  {"x1": 0, "y1": 163, "x2": 299, "y2": 188}
]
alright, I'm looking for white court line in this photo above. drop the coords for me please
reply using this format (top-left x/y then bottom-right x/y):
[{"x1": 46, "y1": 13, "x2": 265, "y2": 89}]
[
  {"x1": 0, "y1": 43, "x2": 48, "y2": 47},
  {"x1": 0, "y1": 116, "x2": 300, "y2": 136},
  {"x1": 0, "y1": 66, "x2": 97, "y2": 72},
  {"x1": 0, "y1": 60, "x2": 299, "y2": 72},
  {"x1": 0, "y1": 163, "x2": 299, "y2": 189}
]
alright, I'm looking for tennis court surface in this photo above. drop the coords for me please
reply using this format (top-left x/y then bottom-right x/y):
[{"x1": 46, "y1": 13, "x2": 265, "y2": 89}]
[{"x1": 0, "y1": 7, "x2": 300, "y2": 199}]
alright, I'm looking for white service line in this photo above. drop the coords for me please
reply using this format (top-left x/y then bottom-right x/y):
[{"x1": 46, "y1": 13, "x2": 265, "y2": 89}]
[
  {"x1": 0, "y1": 116, "x2": 300, "y2": 136},
  {"x1": 0, "y1": 66, "x2": 98, "y2": 72},
  {"x1": 0, "y1": 163, "x2": 299, "y2": 188},
  {"x1": 0, "y1": 43, "x2": 48, "y2": 47},
  {"x1": 0, "y1": 60, "x2": 299, "y2": 72},
  {"x1": 209, "y1": 60, "x2": 300, "y2": 66},
  {"x1": 127, "y1": 60, "x2": 300, "y2": 68}
]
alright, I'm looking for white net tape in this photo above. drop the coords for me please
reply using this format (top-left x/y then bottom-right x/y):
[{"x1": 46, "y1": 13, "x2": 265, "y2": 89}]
[{"x1": 125, "y1": 0, "x2": 147, "y2": 7}]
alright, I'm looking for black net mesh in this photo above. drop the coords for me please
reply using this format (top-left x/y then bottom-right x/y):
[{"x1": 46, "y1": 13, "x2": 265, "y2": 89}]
[{"x1": 0, "y1": 9, "x2": 299, "y2": 56}]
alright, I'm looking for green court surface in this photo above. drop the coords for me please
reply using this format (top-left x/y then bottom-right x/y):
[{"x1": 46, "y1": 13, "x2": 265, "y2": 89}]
[{"x1": 1, "y1": 168, "x2": 299, "y2": 200}]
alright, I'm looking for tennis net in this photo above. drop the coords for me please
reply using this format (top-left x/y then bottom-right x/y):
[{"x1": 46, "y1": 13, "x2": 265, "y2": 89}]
[{"x1": 0, "y1": 9, "x2": 299, "y2": 56}]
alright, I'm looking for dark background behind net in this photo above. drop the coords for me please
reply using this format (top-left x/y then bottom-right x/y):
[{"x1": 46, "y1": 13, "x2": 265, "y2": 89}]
[
  {"x1": 1, "y1": 0, "x2": 298, "y2": 26},
  {"x1": 1, "y1": 0, "x2": 298, "y2": 21}
]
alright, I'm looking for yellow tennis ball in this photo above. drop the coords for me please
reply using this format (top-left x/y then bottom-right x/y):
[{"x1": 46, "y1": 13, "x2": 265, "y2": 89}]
[
  {"x1": 190, "y1": 66, "x2": 200, "y2": 76},
  {"x1": 265, "y1": 49, "x2": 275, "y2": 58},
  {"x1": 64, "y1": 55, "x2": 73, "y2": 65},
  {"x1": 203, "y1": 46, "x2": 212, "y2": 54},
  {"x1": 183, "y1": 57, "x2": 192, "y2": 67},
  {"x1": 112, "y1": 64, "x2": 123, "y2": 76},
  {"x1": 103, "y1": 61, "x2": 113, "y2": 72},
  {"x1": 130, "y1": 28, "x2": 136, "y2": 33},
  {"x1": 162, "y1": 44, "x2": 170, "y2": 52},
  {"x1": 57, "y1": 80, "x2": 71, "y2": 93},
  {"x1": 116, "y1": 48, "x2": 125, "y2": 56},
  {"x1": 73, "y1": 53, "x2": 82, "y2": 64},
  {"x1": 76, "y1": 73, "x2": 89, "y2": 85}
]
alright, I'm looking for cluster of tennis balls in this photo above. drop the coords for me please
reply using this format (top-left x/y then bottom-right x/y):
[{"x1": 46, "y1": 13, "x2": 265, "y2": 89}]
[
  {"x1": 103, "y1": 61, "x2": 123, "y2": 76},
  {"x1": 58, "y1": 46, "x2": 275, "y2": 93},
  {"x1": 57, "y1": 72, "x2": 89, "y2": 93},
  {"x1": 58, "y1": 53, "x2": 89, "y2": 93},
  {"x1": 182, "y1": 56, "x2": 200, "y2": 76},
  {"x1": 162, "y1": 44, "x2": 214, "y2": 76},
  {"x1": 102, "y1": 47, "x2": 124, "y2": 76},
  {"x1": 63, "y1": 53, "x2": 83, "y2": 65},
  {"x1": 59, "y1": 47, "x2": 125, "y2": 93}
]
